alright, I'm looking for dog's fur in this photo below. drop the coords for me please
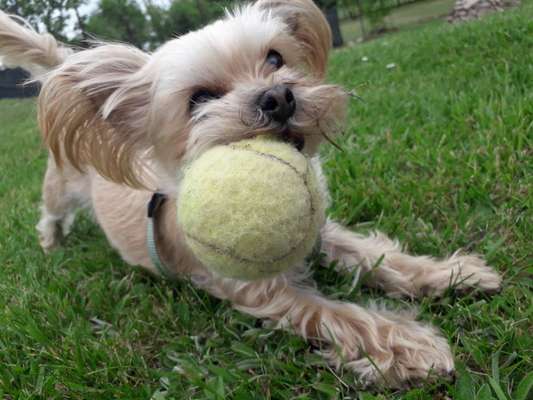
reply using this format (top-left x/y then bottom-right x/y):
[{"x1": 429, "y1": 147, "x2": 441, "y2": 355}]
[{"x1": 0, "y1": 0, "x2": 502, "y2": 387}]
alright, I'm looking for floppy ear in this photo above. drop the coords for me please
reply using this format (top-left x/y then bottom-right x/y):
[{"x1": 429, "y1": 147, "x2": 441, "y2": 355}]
[
  {"x1": 256, "y1": 0, "x2": 332, "y2": 77},
  {"x1": 38, "y1": 44, "x2": 153, "y2": 188}
]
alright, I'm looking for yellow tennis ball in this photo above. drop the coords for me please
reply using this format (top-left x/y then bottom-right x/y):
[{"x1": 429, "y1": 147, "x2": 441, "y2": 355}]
[{"x1": 178, "y1": 136, "x2": 326, "y2": 280}]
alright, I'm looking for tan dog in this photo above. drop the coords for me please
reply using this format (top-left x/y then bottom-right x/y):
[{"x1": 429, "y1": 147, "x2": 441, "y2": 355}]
[{"x1": 0, "y1": 0, "x2": 501, "y2": 387}]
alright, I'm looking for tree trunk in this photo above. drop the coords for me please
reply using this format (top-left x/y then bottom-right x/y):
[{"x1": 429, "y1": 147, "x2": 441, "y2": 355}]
[{"x1": 325, "y1": 6, "x2": 343, "y2": 47}]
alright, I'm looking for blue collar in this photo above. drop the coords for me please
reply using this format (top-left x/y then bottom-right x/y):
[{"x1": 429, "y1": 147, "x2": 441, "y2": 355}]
[{"x1": 146, "y1": 193, "x2": 177, "y2": 280}]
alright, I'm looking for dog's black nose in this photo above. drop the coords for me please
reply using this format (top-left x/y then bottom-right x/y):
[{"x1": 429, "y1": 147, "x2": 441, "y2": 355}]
[{"x1": 258, "y1": 85, "x2": 296, "y2": 123}]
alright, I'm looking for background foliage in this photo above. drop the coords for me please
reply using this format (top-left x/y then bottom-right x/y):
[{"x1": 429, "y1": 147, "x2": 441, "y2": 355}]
[
  {"x1": 0, "y1": 0, "x2": 86, "y2": 42},
  {"x1": 0, "y1": 0, "x2": 428, "y2": 49}
]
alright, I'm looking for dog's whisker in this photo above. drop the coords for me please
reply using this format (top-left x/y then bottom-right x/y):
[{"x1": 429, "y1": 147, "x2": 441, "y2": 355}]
[
  {"x1": 319, "y1": 126, "x2": 343, "y2": 151},
  {"x1": 348, "y1": 90, "x2": 365, "y2": 103}
]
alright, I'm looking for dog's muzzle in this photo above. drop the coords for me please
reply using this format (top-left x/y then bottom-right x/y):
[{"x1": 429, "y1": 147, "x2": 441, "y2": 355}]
[
  {"x1": 258, "y1": 84, "x2": 296, "y2": 123},
  {"x1": 257, "y1": 84, "x2": 304, "y2": 151}
]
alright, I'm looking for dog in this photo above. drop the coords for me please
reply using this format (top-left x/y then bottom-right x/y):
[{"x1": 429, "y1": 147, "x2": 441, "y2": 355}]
[{"x1": 0, "y1": 0, "x2": 502, "y2": 387}]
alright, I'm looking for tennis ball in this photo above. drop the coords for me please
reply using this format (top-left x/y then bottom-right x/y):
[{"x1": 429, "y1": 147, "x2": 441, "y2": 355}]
[{"x1": 178, "y1": 136, "x2": 325, "y2": 280}]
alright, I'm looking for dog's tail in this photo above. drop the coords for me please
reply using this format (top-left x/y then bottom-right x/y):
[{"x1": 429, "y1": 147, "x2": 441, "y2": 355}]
[{"x1": 0, "y1": 11, "x2": 70, "y2": 76}]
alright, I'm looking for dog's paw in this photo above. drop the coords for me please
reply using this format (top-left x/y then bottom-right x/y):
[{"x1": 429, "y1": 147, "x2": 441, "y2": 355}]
[
  {"x1": 416, "y1": 253, "x2": 502, "y2": 297},
  {"x1": 347, "y1": 321, "x2": 454, "y2": 388},
  {"x1": 61, "y1": 212, "x2": 76, "y2": 237},
  {"x1": 36, "y1": 217, "x2": 62, "y2": 253},
  {"x1": 450, "y1": 253, "x2": 502, "y2": 293},
  {"x1": 320, "y1": 307, "x2": 455, "y2": 388}
]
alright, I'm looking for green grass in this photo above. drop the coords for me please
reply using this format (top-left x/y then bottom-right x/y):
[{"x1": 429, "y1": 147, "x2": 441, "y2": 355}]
[
  {"x1": 341, "y1": 0, "x2": 456, "y2": 43},
  {"x1": 1, "y1": 4, "x2": 532, "y2": 399}
]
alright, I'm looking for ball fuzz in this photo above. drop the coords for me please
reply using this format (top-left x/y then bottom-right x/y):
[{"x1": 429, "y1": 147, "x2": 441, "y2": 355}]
[{"x1": 178, "y1": 136, "x2": 326, "y2": 280}]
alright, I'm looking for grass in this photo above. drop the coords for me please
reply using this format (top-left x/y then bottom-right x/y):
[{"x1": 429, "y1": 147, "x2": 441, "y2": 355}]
[
  {"x1": 340, "y1": 0, "x2": 456, "y2": 43},
  {"x1": 0, "y1": 3, "x2": 532, "y2": 399}
]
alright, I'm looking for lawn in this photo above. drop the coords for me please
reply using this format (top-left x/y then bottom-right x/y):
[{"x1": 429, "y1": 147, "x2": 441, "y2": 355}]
[{"x1": 0, "y1": 3, "x2": 532, "y2": 399}]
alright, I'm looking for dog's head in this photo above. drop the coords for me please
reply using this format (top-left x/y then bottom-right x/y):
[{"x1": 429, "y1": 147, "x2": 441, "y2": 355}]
[{"x1": 39, "y1": 0, "x2": 348, "y2": 189}]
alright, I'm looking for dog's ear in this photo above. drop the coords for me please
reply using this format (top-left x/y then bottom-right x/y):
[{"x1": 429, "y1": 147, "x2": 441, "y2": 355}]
[
  {"x1": 39, "y1": 44, "x2": 154, "y2": 188},
  {"x1": 256, "y1": 0, "x2": 332, "y2": 77}
]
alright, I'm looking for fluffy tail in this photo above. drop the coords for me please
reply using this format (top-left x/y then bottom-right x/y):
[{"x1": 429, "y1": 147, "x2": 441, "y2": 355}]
[{"x1": 0, "y1": 11, "x2": 70, "y2": 76}]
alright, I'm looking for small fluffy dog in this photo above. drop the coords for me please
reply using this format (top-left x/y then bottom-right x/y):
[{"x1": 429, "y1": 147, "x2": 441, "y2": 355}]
[{"x1": 0, "y1": 0, "x2": 502, "y2": 387}]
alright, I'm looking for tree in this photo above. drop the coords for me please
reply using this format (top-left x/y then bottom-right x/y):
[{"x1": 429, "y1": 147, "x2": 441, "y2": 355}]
[
  {"x1": 146, "y1": 0, "x2": 232, "y2": 48},
  {"x1": 316, "y1": 0, "x2": 344, "y2": 47},
  {"x1": 146, "y1": 0, "x2": 200, "y2": 47},
  {"x1": 84, "y1": 0, "x2": 149, "y2": 48},
  {"x1": 0, "y1": 0, "x2": 87, "y2": 42}
]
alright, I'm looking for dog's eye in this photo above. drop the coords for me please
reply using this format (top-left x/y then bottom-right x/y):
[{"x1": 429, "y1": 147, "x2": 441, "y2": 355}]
[
  {"x1": 190, "y1": 89, "x2": 220, "y2": 110},
  {"x1": 266, "y1": 50, "x2": 284, "y2": 70}
]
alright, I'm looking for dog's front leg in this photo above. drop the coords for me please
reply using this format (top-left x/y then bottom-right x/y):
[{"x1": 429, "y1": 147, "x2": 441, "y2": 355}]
[
  {"x1": 202, "y1": 275, "x2": 454, "y2": 387},
  {"x1": 320, "y1": 220, "x2": 502, "y2": 298}
]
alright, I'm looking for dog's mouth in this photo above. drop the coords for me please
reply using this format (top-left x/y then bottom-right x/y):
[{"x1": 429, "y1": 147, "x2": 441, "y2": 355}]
[
  {"x1": 279, "y1": 127, "x2": 305, "y2": 151},
  {"x1": 245, "y1": 128, "x2": 305, "y2": 152}
]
